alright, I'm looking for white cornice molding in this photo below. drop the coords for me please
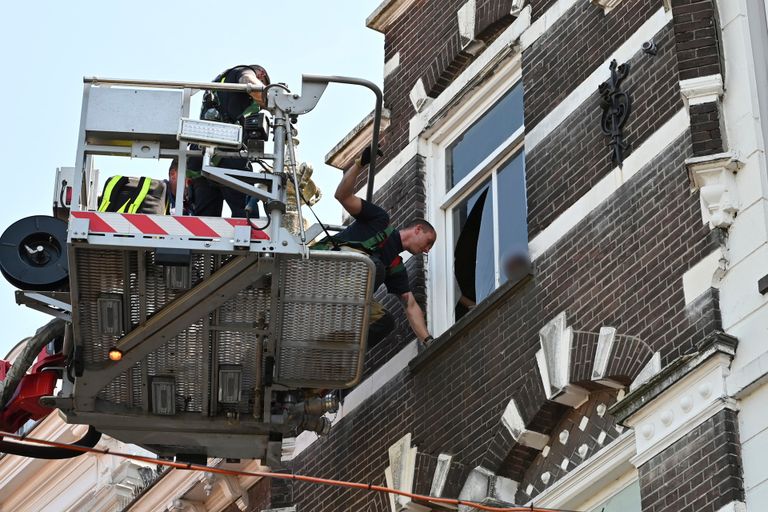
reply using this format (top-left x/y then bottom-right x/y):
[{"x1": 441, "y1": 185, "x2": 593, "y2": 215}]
[
  {"x1": 324, "y1": 108, "x2": 391, "y2": 170},
  {"x1": 129, "y1": 458, "x2": 264, "y2": 511},
  {"x1": 623, "y1": 353, "x2": 737, "y2": 468},
  {"x1": 366, "y1": 0, "x2": 417, "y2": 33},
  {"x1": 679, "y1": 74, "x2": 724, "y2": 106}
]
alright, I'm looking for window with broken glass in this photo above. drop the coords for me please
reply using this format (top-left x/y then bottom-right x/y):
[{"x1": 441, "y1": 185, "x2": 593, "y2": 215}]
[{"x1": 443, "y1": 81, "x2": 526, "y2": 322}]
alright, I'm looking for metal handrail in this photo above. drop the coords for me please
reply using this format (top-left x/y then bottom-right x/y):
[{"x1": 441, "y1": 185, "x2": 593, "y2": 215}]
[{"x1": 84, "y1": 76, "x2": 263, "y2": 93}]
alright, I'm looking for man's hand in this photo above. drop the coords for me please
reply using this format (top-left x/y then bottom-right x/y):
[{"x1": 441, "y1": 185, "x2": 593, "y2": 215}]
[{"x1": 356, "y1": 144, "x2": 384, "y2": 167}]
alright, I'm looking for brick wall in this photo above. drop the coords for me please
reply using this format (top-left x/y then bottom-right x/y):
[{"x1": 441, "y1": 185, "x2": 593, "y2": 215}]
[
  {"x1": 523, "y1": 0, "x2": 664, "y2": 132},
  {"x1": 671, "y1": 0, "x2": 723, "y2": 80},
  {"x1": 382, "y1": 0, "x2": 468, "y2": 164},
  {"x1": 362, "y1": 155, "x2": 428, "y2": 378},
  {"x1": 284, "y1": 132, "x2": 719, "y2": 510},
  {"x1": 529, "y1": 0, "x2": 559, "y2": 22},
  {"x1": 380, "y1": 0, "x2": 522, "y2": 168},
  {"x1": 689, "y1": 101, "x2": 725, "y2": 156},
  {"x1": 638, "y1": 408, "x2": 744, "y2": 512},
  {"x1": 525, "y1": 22, "x2": 682, "y2": 238}
]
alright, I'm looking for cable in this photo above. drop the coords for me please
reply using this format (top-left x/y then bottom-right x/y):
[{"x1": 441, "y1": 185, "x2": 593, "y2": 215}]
[
  {"x1": 0, "y1": 429, "x2": 580, "y2": 512},
  {"x1": 298, "y1": 189, "x2": 339, "y2": 249},
  {"x1": 0, "y1": 426, "x2": 101, "y2": 459},
  {"x1": 245, "y1": 207, "x2": 271, "y2": 231},
  {"x1": 0, "y1": 319, "x2": 65, "y2": 411}
]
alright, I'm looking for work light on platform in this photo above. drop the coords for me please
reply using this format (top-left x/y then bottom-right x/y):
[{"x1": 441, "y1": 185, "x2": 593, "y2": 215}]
[{"x1": 177, "y1": 118, "x2": 242, "y2": 148}]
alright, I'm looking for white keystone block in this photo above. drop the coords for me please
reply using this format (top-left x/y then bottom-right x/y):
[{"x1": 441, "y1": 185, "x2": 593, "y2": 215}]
[
  {"x1": 510, "y1": 0, "x2": 526, "y2": 16},
  {"x1": 385, "y1": 433, "x2": 426, "y2": 512},
  {"x1": 457, "y1": 0, "x2": 485, "y2": 55},
  {"x1": 457, "y1": 467, "x2": 518, "y2": 512},
  {"x1": 591, "y1": 0, "x2": 625, "y2": 14},
  {"x1": 409, "y1": 79, "x2": 430, "y2": 112},
  {"x1": 537, "y1": 312, "x2": 589, "y2": 407},
  {"x1": 629, "y1": 352, "x2": 661, "y2": 392},
  {"x1": 430, "y1": 454, "x2": 453, "y2": 498},
  {"x1": 592, "y1": 326, "x2": 617, "y2": 381},
  {"x1": 501, "y1": 399, "x2": 550, "y2": 450}
]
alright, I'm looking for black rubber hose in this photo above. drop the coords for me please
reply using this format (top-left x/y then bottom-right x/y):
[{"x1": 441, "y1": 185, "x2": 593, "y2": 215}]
[
  {"x1": 0, "y1": 425, "x2": 101, "y2": 459},
  {"x1": 0, "y1": 319, "x2": 65, "y2": 410}
]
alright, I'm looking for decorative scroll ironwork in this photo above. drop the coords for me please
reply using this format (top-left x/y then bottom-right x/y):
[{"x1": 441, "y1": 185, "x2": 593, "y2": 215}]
[{"x1": 599, "y1": 59, "x2": 631, "y2": 167}]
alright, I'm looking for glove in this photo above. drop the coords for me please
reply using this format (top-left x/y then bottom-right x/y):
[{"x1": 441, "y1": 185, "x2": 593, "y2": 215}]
[{"x1": 357, "y1": 144, "x2": 384, "y2": 167}]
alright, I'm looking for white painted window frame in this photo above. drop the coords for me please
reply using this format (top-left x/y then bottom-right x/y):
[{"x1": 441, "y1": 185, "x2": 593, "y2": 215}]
[
  {"x1": 527, "y1": 431, "x2": 639, "y2": 511},
  {"x1": 422, "y1": 55, "x2": 523, "y2": 337}
]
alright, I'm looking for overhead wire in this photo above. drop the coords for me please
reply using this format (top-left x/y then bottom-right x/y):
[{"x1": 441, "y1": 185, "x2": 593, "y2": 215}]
[{"x1": 0, "y1": 430, "x2": 582, "y2": 512}]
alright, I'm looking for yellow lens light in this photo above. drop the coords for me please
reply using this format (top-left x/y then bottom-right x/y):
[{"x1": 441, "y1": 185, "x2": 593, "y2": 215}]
[{"x1": 108, "y1": 348, "x2": 123, "y2": 362}]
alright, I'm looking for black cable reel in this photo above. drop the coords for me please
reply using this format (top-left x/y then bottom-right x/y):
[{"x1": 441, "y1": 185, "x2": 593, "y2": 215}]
[{"x1": 0, "y1": 216, "x2": 69, "y2": 290}]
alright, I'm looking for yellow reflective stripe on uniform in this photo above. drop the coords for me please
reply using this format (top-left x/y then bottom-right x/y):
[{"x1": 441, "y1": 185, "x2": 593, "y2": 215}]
[
  {"x1": 98, "y1": 175, "x2": 123, "y2": 212},
  {"x1": 116, "y1": 198, "x2": 132, "y2": 213},
  {"x1": 128, "y1": 178, "x2": 152, "y2": 214}
]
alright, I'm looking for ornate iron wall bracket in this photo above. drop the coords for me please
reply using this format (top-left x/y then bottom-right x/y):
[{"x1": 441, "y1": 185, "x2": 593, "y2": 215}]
[{"x1": 599, "y1": 59, "x2": 632, "y2": 167}]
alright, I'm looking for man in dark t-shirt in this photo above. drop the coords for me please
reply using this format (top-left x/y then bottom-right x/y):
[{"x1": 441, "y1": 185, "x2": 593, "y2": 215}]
[{"x1": 325, "y1": 146, "x2": 436, "y2": 349}]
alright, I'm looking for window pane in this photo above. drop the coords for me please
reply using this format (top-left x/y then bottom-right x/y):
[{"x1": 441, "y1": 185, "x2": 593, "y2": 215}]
[
  {"x1": 448, "y1": 82, "x2": 524, "y2": 189},
  {"x1": 588, "y1": 480, "x2": 641, "y2": 512},
  {"x1": 452, "y1": 181, "x2": 495, "y2": 320},
  {"x1": 497, "y1": 151, "x2": 528, "y2": 284}
]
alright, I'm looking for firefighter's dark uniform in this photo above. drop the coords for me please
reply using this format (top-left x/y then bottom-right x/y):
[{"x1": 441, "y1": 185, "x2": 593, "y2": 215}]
[{"x1": 315, "y1": 200, "x2": 410, "y2": 348}]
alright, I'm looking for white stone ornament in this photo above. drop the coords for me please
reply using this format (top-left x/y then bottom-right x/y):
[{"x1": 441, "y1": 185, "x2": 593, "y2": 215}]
[
  {"x1": 409, "y1": 79, "x2": 430, "y2": 112},
  {"x1": 510, "y1": 0, "x2": 526, "y2": 16},
  {"x1": 660, "y1": 409, "x2": 674, "y2": 427},
  {"x1": 537, "y1": 312, "x2": 589, "y2": 407},
  {"x1": 686, "y1": 152, "x2": 744, "y2": 229},
  {"x1": 590, "y1": 0, "x2": 625, "y2": 14},
  {"x1": 559, "y1": 429, "x2": 569, "y2": 444},
  {"x1": 456, "y1": 0, "x2": 485, "y2": 55},
  {"x1": 680, "y1": 395, "x2": 694, "y2": 413},
  {"x1": 698, "y1": 383, "x2": 713, "y2": 399},
  {"x1": 578, "y1": 444, "x2": 589, "y2": 458},
  {"x1": 640, "y1": 423, "x2": 655, "y2": 440},
  {"x1": 596, "y1": 403, "x2": 607, "y2": 417},
  {"x1": 541, "y1": 472, "x2": 551, "y2": 485}
]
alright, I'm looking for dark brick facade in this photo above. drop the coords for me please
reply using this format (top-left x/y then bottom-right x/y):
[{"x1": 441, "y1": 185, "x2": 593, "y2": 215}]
[
  {"x1": 285, "y1": 132, "x2": 719, "y2": 510},
  {"x1": 530, "y1": 0, "x2": 559, "y2": 22},
  {"x1": 671, "y1": 0, "x2": 723, "y2": 81},
  {"x1": 638, "y1": 408, "x2": 744, "y2": 512},
  {"x1": 273, "y1": 1, "x2": 737, "y2": 510},
  {"x1": 689, "y1": 101, "x2": 725, "y2": 156},
  {"x1": 380, "y1": 0, "x2": 526, "y2": 168},
  {"x1": 526, "y1": 22, "x2": 683, "y2": 238},
  {"x1": 522, "y1": 0, "x2": 664, "y2": 132},
  {"x1": 364, "y1": 155, "x2": 428, "y2": 378},
  {"x1": 382, "y1": 0, "x2": 471, "y2": 164}
]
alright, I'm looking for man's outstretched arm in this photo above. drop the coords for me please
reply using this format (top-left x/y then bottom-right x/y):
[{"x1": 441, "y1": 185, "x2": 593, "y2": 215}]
[
  {"x1": 334, "y1": 160, "x2": 364, "y2": 217},
  {"x1": 334, "y1": 145, "x2": 380, "y2": 217},
  {"x1": 400, "y1": 291, "x2": 432, "y2": 344}
]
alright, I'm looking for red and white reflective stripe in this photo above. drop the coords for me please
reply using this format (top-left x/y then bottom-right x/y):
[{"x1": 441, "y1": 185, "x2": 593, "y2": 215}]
[{"x1": 71, "y1": 211, "x2": 270, "y2": 240}]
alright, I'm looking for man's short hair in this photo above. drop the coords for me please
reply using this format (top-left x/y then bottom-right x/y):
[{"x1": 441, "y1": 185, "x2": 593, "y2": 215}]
[
  {"x1": 405, "y1": 218, "x2": 436, "y2": 235},
  {"x1": 169, "y1": 158, "x2": 178, "y2": 173}
]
